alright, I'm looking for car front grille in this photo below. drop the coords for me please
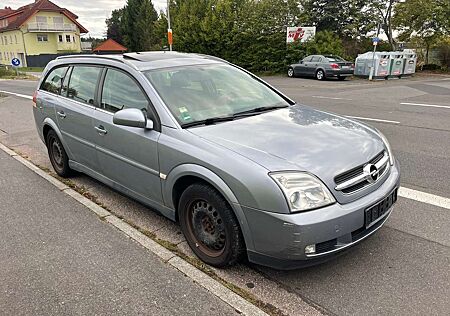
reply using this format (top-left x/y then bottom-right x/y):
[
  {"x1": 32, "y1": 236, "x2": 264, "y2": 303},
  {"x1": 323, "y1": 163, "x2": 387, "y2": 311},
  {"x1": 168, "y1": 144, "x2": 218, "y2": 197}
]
[{"x1": 334, "y1": 151, "x2": 389, "y2": 194}]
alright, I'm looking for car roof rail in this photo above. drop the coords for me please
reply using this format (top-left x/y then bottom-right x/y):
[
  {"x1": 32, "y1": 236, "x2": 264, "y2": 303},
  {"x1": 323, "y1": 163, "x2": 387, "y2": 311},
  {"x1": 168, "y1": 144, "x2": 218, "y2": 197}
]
[
  {"x1": 56, "y1": 54, "x2": 126, "y2": 63},
  {"x1": 55, "y1": 54, "x2": 140, "y2": 70}
]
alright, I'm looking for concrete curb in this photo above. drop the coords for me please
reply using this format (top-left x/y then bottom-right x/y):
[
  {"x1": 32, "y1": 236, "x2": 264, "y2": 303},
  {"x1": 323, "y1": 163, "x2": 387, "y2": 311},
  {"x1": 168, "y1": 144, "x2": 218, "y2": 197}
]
[{"x1": 0, "y1": 142, "x2": 269, "y2": 316}]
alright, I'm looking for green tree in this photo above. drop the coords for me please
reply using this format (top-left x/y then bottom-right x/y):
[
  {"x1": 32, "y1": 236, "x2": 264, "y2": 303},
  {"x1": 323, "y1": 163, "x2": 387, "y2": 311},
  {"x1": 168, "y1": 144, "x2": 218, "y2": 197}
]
[
  {"x1": 106, "y1": 9, "x2": 124, "y2": 44},
  {"x1": 121, "y1": 0, "x2": 159, "y2": 51},
  {"x1": 393, "y1": 0, "x2": 450, "y2": 63}
]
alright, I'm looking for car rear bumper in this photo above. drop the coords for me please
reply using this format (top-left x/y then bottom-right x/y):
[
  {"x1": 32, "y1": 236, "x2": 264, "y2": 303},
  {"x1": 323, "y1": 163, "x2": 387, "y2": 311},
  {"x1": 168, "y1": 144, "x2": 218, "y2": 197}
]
[
  {"x1": 326, "y1": 69, "x2": 354, "y2": 77},
  {"x1": 242, "y1": 160, "x2": 400, "y2": 270}
]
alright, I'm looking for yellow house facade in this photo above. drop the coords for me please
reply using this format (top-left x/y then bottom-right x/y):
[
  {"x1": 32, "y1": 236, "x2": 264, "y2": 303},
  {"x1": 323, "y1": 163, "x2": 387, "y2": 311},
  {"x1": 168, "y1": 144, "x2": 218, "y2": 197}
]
[{"x1": 0, "y1": 0, "x2": 88, "y2": 67}]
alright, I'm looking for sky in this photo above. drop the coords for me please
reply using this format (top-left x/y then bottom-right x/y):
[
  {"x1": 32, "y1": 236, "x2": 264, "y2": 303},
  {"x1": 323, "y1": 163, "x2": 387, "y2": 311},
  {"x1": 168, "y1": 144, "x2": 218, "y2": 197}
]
[{"x1": 1, "y1": 0, "x2": 167, "y2": 38}]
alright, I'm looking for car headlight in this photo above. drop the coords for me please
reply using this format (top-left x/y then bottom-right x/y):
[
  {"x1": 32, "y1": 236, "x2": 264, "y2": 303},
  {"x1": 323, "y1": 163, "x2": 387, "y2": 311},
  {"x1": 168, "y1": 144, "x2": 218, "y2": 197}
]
[
  {"x1": 269, "y1": 172, "x2": 335, "y2": 212},
  {"x1": 376, "y1": 130, "x2": 394, "y2": 166}
]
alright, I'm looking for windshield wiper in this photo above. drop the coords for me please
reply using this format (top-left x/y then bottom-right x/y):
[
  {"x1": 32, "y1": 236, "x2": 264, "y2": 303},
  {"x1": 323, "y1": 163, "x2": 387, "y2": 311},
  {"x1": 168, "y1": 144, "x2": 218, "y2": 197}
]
[
  {"x1": 181, "y1": 116, "x2": 236, "y2": 128},
  {"x1": 233, "y1": 105, "x2": 289, "y2": 117}
]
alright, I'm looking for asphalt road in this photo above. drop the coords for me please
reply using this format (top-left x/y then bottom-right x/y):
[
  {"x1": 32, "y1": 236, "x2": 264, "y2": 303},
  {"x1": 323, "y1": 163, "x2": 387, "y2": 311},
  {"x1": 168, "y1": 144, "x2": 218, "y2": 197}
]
[
  {"x1": 0, "y1": 149, "x2": 237, "y2": 315},
  {"x1": 1, "y1": 75, "x2": 449, "y2": 315}
]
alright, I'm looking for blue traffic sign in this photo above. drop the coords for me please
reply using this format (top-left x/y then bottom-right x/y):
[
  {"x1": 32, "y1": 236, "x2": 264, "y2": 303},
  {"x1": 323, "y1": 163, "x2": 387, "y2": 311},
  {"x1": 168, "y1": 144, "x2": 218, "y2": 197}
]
[
  {"x1": 372, "y1": 37, "x2": 380, "y2": 43},
  {"x1": 11, "y1": 58, "x2": 21, "y2": 67}
]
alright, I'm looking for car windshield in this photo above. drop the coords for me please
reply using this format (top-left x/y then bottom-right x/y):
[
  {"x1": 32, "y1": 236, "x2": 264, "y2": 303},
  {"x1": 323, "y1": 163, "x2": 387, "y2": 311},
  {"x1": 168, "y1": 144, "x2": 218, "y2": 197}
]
[
  {"x1": 325, "y1": 56, "x2": 345, "y2": 62},
  {"x1": 144, "y1": 64, "x2": 290, "y2": 126}
]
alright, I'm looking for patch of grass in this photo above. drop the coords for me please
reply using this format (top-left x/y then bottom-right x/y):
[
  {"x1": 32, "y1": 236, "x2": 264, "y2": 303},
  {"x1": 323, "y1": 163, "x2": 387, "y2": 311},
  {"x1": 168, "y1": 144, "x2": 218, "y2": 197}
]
[
  {"x1": 0, "y1": 66, "x2": 37, "y2": 80},
  {"x1": 20, "y1": 67, "x2": 44, "y2": 72}
]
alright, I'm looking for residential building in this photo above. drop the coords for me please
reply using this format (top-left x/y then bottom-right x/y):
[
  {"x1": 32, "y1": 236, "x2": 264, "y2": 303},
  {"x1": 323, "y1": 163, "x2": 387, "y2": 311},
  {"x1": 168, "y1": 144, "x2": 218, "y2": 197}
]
[
  {"x1": 0, "y1": 0, "x2": 88, "y2": 67},
  {"x1": 93, "y1": 39, "x2": 127, "y2": 55}
]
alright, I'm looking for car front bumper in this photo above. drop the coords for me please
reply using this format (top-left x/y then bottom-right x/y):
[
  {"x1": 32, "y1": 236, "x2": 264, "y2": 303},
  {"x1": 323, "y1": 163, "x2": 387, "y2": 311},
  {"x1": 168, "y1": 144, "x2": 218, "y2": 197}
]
[{"x1": 242, "y1": 161, "x2": 400, "y2": 270}]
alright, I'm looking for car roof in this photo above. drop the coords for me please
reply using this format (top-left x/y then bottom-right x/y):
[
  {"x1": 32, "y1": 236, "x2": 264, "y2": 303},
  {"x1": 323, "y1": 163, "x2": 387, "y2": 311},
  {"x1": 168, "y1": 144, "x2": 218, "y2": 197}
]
[{"x1": 55, "y1": 51, "x2": 226, "y2": 71}]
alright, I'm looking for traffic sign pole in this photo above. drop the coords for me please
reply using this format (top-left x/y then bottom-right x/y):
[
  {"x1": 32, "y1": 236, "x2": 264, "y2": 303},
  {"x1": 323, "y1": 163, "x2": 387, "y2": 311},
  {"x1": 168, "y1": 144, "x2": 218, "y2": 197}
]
[
  {"x1": 369, "y1": 24, "x2": 381, "y2": 81},
  {"x1": 11, "y1": 58, "x2": 21, "y2": 76}
]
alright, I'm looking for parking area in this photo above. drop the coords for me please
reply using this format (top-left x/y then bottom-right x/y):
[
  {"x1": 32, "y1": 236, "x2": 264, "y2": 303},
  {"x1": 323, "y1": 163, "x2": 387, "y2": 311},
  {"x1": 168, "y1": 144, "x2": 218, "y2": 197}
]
[{"x1": 1, "y1": 74, "x2": 449, "y2": 315}]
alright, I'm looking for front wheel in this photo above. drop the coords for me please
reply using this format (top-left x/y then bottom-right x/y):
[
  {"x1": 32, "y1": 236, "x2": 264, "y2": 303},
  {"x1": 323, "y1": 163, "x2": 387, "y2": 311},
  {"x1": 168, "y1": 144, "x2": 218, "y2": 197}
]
[
  {"x1": 179, "y1": 183, "x2": 245, "y2": 267},
  {"x1": 287, "y1": 67, "x2": 294, "y2": 78},
  {"x1": 316, "y1": 69, "x2": 325, "y2": 80}
]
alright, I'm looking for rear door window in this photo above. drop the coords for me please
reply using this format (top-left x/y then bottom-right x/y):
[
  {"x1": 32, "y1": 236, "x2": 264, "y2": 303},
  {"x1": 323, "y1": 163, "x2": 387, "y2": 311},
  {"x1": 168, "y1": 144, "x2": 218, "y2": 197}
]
[
  {"x1": 66, "y1": 66, "x2": 102, "y2": 105},
  {"x1": 41, "y1": 67, "x2": 68, "y2": 94},
  {"x1": 101, "y1": 68, "x2": 149, "y2": 113}
]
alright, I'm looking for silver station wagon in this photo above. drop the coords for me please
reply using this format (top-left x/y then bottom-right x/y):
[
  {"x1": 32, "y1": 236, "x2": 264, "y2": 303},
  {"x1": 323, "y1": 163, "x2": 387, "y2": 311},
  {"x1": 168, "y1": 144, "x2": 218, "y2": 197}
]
[{"x1": 33, "y1": 52, "x2": 400, "y2": 269}]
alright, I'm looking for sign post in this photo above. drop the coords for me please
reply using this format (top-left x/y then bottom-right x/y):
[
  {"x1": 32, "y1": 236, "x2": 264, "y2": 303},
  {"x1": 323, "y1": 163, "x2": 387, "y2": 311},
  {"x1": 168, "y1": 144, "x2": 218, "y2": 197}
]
[
  {"x1": 369, "y1": 24, "x2": 381, "y2": 81},
  {"x1": 11, "y1": 58, "x2": 21, "y2": 76},
  {"x1": 167, "y1": 0, "x2": 172, "y2": 51}
]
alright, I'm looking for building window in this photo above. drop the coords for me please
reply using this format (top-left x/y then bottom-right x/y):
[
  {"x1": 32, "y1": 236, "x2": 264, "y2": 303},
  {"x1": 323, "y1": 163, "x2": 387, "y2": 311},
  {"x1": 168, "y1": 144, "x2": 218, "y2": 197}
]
[
  {"x1": 66, "y1": 35, "x2": 71, "y2": 42},
  {"x1": 73, "y1": 36, "x2": 76, "y2": 43},
  {"x1": 1, "y1": 37, "x2": 3, "y2": 45},
  {"x1": 36, "y1": 16, "x2": 47, "y2": 23},
  {"x1": 9, "y1": 35, "x2": 12, "y2": 44},
  {"x1": 37, "y1": 34, "x2": 48, "y2": 42},
  {"x1": 53, "y1": 16, "x2": 63, "y2": 25},
  {"x1": 58, "y1": 35, "x2": 63, "y2": 42},
  {"x1": 4, "y1": 36, "x2": 7, "y2": 45},
  {"x1": 15, "y1": 35, "x2": 18, "y2": 44}
]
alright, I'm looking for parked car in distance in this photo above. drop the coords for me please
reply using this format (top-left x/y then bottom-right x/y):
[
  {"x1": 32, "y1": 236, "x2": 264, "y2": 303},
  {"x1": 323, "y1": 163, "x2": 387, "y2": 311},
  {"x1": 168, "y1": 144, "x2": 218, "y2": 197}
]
[
  {"x1": 33, "y1": 52, "x2": 399, "y2": 270},
  {"x1": 288, "y1": 55, "x2": 355, "y2": 80}
]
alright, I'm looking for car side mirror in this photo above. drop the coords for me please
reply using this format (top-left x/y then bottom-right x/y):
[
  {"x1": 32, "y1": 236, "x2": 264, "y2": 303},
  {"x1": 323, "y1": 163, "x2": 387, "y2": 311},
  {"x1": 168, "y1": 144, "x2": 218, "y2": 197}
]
[
  {"x1": 113, "y1": 108, "x2": 153, "y2": 130},
  {"x1": 299, "y1": 60, "x2": 304, "y2": 64}
]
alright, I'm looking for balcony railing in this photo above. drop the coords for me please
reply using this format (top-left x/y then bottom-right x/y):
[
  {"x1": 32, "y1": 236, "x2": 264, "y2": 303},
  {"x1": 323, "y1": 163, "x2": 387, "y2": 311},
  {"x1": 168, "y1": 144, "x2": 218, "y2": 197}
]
[{"x1": 27, "y1": 23, "x2": 76, "y2": 32}]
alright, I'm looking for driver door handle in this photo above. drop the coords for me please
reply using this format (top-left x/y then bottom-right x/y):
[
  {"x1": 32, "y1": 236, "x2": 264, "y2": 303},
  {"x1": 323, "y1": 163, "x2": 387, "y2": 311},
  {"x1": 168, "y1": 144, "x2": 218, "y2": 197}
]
[
  {"x1": 57, "y1": 111, "x2": 66, "y2": 118},
  {"x1": 95, "y1": 125, "x2": 107, "y2": 135}
]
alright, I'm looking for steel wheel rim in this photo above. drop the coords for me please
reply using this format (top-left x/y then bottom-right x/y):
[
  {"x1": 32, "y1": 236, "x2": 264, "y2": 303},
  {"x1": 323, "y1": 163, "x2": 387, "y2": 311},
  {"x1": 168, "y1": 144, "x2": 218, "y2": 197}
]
[
  {"x1": 186, "y1": 199, "x2": 226, "y2": 258},
  {"x1": 50, "y1": 137, "x2": 63, "y2": 168}
]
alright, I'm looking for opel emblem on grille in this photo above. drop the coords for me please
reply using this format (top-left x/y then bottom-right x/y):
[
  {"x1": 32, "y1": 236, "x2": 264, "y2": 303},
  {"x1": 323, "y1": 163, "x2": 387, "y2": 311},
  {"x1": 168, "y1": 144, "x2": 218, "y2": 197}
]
[{"x1": 363, "y1": 164, "x2": 379, "y2": 183}]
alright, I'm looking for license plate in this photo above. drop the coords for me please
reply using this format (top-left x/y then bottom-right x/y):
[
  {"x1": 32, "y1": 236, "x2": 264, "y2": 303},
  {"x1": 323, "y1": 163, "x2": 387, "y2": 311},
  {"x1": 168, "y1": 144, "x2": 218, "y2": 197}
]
[
  {"x1": 365, "y1": 189, "x2": 398, "y2": 228},
  {"x1": 342, "y1": 66, "x2": 350, "y2": 69}
]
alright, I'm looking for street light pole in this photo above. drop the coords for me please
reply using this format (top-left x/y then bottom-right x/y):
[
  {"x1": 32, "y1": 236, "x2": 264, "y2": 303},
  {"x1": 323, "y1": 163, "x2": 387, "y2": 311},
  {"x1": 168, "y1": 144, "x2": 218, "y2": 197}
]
[{"x1": 167, "y1": 0, "x2": 172, "y2": 51}]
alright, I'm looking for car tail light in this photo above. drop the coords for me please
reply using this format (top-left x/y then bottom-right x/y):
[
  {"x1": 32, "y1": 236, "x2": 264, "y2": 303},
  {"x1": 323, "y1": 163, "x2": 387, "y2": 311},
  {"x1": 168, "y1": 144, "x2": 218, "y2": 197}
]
[
  {"x1": 351, "y1": 63, "x2": 355, "y2": 68},
  {"x1": 330, "y1": 63, "x2": 340, "y2": 69},
  {"x1": 32, "y1": 90, "x2": 37, "y2": 106}
]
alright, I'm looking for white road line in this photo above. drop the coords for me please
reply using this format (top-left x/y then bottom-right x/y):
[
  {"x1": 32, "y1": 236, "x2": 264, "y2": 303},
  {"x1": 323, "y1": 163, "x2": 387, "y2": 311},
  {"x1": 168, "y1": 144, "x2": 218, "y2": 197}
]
[
  {"x1": 399, "y1": 187, "x2": 450, "y2": 210},
  {"x1": 0, "y1": 90, "x2": 33, "y2": 100},
  {"x1": 311, "y1": 95, "x2": 353, "y2": 101},
  {"x1": 400, "y1": 102, "x2": 450, "y2": 109},
  {"x1": 345, "y1": 115, "x2": 400, "y2": 124}
]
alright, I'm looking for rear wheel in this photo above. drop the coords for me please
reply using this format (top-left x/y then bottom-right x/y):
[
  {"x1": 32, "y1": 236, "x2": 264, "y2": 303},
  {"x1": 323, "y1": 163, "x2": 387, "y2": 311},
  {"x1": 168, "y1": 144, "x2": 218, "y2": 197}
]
[
  {"x1": 179, "y1": 183, "x2": 245, "y2": 267},
  {"x1": 46, "y1": 130, "x2": 72, "y2": 177},
  {"x1": 316, "y1": 69, "x2": 325, "y2": 80},
  {"x1": 287, "y1": 67, "x2": 294, "y2": 78}
]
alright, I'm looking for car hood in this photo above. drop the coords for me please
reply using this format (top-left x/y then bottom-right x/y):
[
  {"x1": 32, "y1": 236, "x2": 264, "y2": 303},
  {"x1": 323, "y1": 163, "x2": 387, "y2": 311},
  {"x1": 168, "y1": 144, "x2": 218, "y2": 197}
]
[{"x1": 188, "y1": 105, "x2": 385, "y2": 189}]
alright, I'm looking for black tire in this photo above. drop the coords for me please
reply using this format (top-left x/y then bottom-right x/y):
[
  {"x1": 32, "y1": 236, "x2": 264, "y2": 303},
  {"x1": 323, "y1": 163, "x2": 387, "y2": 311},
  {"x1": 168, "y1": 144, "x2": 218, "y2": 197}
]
[
  {"x1": 287, "y1": 67, "x2": 295, "y2": 78},
  {"x1": 179, "y1": 183, "x2": 245, "y2": 267},
  {"x1": 337, "y1": 76, "x2": 346, "y2": 81},
  {"x1": 315, "y1": 69, "x2": 326, "y2": 80},
  {"x1": 46, "y1": 130, "x2": 72, "y2": 177}
]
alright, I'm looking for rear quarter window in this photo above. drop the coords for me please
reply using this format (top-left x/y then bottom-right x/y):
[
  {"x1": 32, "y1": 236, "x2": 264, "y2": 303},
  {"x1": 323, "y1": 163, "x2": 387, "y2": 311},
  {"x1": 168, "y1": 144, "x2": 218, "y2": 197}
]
[{"x1": 41, "y1": 67, "x2": 68, "y2": 94}]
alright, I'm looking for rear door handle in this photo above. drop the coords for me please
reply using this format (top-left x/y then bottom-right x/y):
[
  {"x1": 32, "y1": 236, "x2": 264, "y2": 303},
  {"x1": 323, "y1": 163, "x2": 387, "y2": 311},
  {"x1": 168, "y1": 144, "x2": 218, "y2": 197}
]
[
  {"x1": 95, "y1": 125, "x2": 107, "y2": 135},
  {"x1": 57, "y1": 111, "x2": 66, "y2": 118}
]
